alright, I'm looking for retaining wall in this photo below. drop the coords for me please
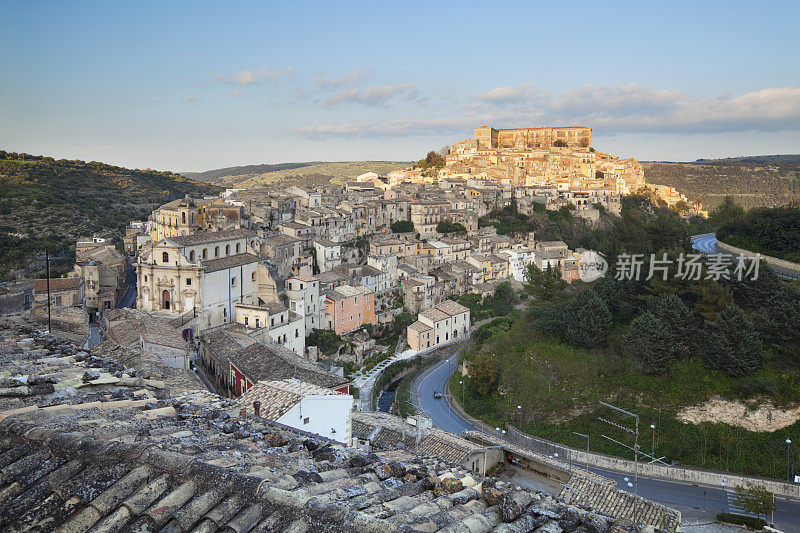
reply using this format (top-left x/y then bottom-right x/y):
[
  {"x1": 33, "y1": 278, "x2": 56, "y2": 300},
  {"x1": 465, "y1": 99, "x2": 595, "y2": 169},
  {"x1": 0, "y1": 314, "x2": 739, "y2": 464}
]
[
  {"x1": 716, "y1": 240, "x2": 800, "y2": 276},
  {"x1": 507, "y1": 426, "x2": 800, "y2": 500}
]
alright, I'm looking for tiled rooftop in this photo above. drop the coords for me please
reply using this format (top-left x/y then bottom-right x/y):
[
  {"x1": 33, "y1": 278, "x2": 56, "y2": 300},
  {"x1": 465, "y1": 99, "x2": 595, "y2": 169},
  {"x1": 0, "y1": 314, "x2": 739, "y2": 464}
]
[
  {"x1": 166, "y1": 229, "x2": 256, "y2": 247},
  {"x1": 238, "y1": 379, "x2": 344, "y2": 420},
  {"x1": 201, "y1": 253, "x2": 259, "y2": 273}
]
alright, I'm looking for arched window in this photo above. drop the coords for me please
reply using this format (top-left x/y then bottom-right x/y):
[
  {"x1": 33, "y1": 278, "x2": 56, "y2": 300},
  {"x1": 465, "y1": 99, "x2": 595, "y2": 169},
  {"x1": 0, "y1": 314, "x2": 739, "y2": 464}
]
[
  {"x1": 182, "y1": 212, "x2": 186, "y2": 224},
  {"x1": 225, "y1": 245, "x2": 230, "y2": 255},
  {"x1": 189, "y1": 250, "x2": 195, "y2": 262},
  {"x1": 202, "y1": 248, "x2": 207, "y2": 259},
  {"x1": 214, "y1": 246, "x2": 219, "y2": 258},
  {"x1": 162, "y1": 251, "x2": 169, "y2": 263}
]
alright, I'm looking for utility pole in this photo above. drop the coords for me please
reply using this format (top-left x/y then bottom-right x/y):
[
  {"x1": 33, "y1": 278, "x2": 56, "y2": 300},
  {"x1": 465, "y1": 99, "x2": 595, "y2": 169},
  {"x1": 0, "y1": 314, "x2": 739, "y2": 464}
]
[
  {"x1": 599, "y1": 401, "x2": 640, "y2": 527},
  {"x1": 573, "y1": 431, "x2": 589, "y2": 474},
  {"x1": 45, "y1": 250, "x2": 51, "y2": 334}
]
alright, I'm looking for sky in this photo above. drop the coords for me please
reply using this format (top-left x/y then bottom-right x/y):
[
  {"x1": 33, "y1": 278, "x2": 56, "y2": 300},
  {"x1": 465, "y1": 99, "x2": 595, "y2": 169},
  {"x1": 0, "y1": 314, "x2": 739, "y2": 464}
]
[{"x1": 2, "y1": 1, "x2": 800, "y2": 172}]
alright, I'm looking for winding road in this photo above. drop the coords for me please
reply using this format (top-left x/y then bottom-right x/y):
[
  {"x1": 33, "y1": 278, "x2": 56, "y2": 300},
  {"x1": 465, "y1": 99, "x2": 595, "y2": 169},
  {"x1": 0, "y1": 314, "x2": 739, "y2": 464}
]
[
  {"x1": 412, "y1": 346, "x2": 800, "y2": 531},
  {"x1": 691, "y1": 233, "x2": 799, "y2": 281}
]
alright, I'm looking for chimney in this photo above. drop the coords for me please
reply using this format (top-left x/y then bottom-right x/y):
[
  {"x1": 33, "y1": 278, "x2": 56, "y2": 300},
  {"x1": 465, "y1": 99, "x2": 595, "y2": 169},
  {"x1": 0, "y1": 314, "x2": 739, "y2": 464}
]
[{"x1": 253, "y1": 400, "x2": 261, "y2": 418}]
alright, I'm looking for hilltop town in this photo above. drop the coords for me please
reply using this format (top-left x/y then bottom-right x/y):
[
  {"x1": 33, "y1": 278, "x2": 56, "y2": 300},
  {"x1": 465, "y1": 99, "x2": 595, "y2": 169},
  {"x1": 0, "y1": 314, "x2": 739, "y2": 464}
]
[{"x1": 2, "y1": 126, "x2": 798, "y2": 532}]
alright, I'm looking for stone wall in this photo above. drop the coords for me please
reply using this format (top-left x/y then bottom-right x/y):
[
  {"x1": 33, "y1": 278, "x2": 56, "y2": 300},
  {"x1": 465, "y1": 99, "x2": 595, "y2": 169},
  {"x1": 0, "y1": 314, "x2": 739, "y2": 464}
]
[
  {"x1": 716, "y1": 240, "x2": 800, "y2": 277},
  {"x1": 507, "y1": 426, "x2": 800, "y2": 500}
]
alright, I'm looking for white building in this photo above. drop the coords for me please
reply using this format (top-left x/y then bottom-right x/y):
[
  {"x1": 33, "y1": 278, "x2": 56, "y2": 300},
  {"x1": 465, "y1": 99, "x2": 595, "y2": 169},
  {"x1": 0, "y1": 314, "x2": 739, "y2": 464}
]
[
  {"x1": 285, "y1": 275, "x2": 323, "y2": 332},
  {"x1": 313, "y1": 238, "x2": 342, "y2": 273},
  {"x1": 135, "y1": 229, "x2": 262, "y2": 332},
  {"x1": 238, "y1": 379, "x2": 353, "y2": 444},
  {"x1": 406, "y1": 299, "x2": 470, "y2": 352},
  {"x1": 367, "y1": 254, "x2": 398, "y2": 295},
  {"x1": 498, "y1": 246, "x2": 535, "y2": 282},
  {"x1": 235, "y1": 302, "x2": 306, "y2": 356}
]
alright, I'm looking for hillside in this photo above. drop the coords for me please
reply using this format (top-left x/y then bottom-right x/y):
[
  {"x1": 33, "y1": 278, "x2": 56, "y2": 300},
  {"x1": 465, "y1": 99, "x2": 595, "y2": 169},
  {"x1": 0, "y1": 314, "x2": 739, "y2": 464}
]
[
  {"x1": 0, "y1": 151, "x2": 222, "y2": 280},
  {"x1": 643, "y1": 155, "x2": 800, "y2": 210},
  {"x1": 182, "y1": 160, "x2": 408, "y2": 188}
]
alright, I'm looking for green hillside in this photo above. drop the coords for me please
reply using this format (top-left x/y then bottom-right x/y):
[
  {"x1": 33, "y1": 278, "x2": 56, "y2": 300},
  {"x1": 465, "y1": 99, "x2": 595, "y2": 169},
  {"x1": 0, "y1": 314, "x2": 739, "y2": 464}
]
[
  {"x1": 183, "y1": 160, "x2": 409, "y2": 188},
  {"x1": 643, "y1": 155, "x2": 800, "y2": 210},
  {"x1": 0, "y1": 151, "x2": 221, "y2": 280}
]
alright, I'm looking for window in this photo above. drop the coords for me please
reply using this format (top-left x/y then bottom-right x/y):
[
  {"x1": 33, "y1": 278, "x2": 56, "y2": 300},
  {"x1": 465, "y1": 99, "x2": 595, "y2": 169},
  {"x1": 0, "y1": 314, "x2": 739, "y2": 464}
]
[
  {"x1": 271, "y1": 317, "x2": 275, "y2": 327},
  {"x1": 236, "y1": 243, "x2": 241, "y2": 253},
  {"x1": 303, "y1": 417, "x2": 309, "y2": 425},
  {"x1": 288, "y1": 282, "x2": 292, "y2": 290},
  {"x1": 231, "y1": 276, "x2": 237, "y2": 287},
  {"x1": 251, "y1": 272, "x2": 256, "y2": 282},
  {"x1": 182, "y1": 212, "x2": 186, "y2": 224},
  {"x1": 162, "y1": 251, "x2": 169, "y2": 263},
  {"x1": 214, "y1": 246, "x2": 219, "y2": 258},
  {"x1": 225, "y1": 245, "x2": 230, "y2": 255},
  {"x1": 244, "y1": 317, "x2": 249, "y2": 326},
  {"x1": 186, "y1": 278, "x2": 192, "y2": 286},
  {"x1": 295, "y1": 328, "x2": 299, "y2": 338},
  {"x1": 144, "y1": 275, "x2": 148, "y2": 282},
  {"x1": 256, "y1": 318, "x2": 260, "y2": 327},
  {"x1": 189, "y1": 250, "x2": 195, "y2": 262}
]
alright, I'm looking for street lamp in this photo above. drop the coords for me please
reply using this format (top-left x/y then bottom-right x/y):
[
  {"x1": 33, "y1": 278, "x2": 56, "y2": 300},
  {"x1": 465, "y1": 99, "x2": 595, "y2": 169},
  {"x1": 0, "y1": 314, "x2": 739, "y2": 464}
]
[
  {"x1": 459, "y1": 380, "x2": 464, "y2": 406},
  {"x1": 517, "y1": 404, "x2": 522, "y2": 427},
  {"x1": 650, "y1": 424, "x2": 656, "y2": 460},
  {"x1": 787, "y1": 438, "x2": 792, "y2": 481},
  {"x1": 721, "y1": 477, "x2": 727, "y2": 513}
]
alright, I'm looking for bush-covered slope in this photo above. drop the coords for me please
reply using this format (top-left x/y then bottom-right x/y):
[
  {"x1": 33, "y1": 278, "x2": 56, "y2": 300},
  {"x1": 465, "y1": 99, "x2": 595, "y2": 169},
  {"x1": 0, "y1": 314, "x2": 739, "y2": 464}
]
[
  {"x1": 643, "y1": 155, "x2": 800, "y2": 210},
  {"x1": 0, "y1": 151, "x2": 221, "y2": 280}
]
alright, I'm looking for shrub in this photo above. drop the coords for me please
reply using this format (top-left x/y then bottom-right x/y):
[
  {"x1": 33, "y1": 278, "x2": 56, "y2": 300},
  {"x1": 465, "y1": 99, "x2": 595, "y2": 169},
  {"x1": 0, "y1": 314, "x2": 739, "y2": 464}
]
[
  {"x1": 390, "y1": 220, "x2": 414, "y2": 233},
  {"x1": 715, "y1": 513, "x2": 766, "y2": 530}
]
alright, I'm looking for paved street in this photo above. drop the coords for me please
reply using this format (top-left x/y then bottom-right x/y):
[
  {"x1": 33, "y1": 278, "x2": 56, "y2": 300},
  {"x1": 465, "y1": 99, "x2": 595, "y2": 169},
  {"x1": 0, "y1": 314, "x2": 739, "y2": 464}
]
[
  {"x1": 412, "y1": 349, "x2": 800, "y2": 532},
  {"x1": 691, "y1": 233, "x2": 799, "y2": 280},
  {"x1": 117, "y1": 262, "x2": 137, "y2": 308}
]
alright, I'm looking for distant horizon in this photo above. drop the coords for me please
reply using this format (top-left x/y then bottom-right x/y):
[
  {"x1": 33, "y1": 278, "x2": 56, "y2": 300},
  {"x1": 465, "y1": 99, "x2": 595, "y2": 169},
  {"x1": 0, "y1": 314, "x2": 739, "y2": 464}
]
[
  {"x1": 5, "y1": 148, "x2": 800, "y2": 176},
  {"x1": 4, "y1": 2, "x2": 800, "y2": 170}
]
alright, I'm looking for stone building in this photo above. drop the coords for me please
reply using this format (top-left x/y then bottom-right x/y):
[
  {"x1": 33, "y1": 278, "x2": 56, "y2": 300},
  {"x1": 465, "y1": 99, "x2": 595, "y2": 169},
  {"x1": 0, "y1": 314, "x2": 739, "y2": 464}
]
[{"x1": 135, "y1": 229, "x2": 262, "y2": 332}]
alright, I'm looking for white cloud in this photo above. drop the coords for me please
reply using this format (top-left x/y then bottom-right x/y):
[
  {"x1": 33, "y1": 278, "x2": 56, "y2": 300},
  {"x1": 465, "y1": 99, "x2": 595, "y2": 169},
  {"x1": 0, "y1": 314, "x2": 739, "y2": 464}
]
[
  {"x1": 315, "y1": 67, "x2": 372, "y2": 90},
  {"x1": 474, "y1": 83, "x2": 544, "y2": 105},
  {"x1": 294, "y1": 116, "x2": 475, "y2": 138},
  {"x1": 296, "y1": 84, "x2": 800, "y2": 139},
  {"x1": 214, "y1": 66, "x2": 295, "y2": 87},
  {"x1": 322, "y1": 83, "x2": 418, "y2": 108},
  {"x1": 181, "y1": 95, "x2": 199, "y2": 103}
]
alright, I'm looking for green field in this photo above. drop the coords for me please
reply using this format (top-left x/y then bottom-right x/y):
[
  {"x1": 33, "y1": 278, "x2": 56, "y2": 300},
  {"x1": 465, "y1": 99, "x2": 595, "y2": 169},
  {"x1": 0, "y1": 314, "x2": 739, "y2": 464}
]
[{"x1": 452, "y1": 315, "x2": 800, "y2": 479}]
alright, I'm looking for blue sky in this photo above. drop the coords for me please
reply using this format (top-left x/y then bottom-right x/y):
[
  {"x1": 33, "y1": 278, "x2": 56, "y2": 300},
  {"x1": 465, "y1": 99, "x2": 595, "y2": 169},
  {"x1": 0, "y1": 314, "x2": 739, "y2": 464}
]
[{"x1": 2, "y1": 1, "x2": 799, "y2": 171}]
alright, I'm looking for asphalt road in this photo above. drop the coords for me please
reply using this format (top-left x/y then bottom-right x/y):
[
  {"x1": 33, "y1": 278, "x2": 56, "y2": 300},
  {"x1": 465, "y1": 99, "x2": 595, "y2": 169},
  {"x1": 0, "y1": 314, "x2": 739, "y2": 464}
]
[
  {"x1": 691, "y1": 233, "x2": 799, "y2": 281},
  {"x1": 117, "y1": 262, "x2": 137, "y2": 308},
  {"x1": 413, "y1": 350, "x2": 800, "y2": 531}
]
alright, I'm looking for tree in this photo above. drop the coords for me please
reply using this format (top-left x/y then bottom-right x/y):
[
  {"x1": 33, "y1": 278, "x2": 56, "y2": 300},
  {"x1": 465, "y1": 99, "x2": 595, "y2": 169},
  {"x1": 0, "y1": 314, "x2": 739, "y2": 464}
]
[
  {"x1": 528, "y1": 301, "x2": 566, "y2": 338},
  {"x1": 708, "y1": 195, "x2": 745, "y2": 229},
  {"x1": 390, "y1": 220, "x2": 414, "y2": 233},
  {"x1": 692, "y1": 279, "x2": 733, "y2": 321},
  {"x1": 470, "y1": 353, "x2": 499, "y2": 395},
  {"x1": 757, "y1": 286, "x2": 800, "y2": 352},
  {"x1": 733, "y1": 483, "x2": 776, "y2": 520},
  {"x1": 564, "y1": 290, "x2": 612, "y2": 348},
  {"x1": 524, "y1": 264, "x2": 568, "y2": 302},
  {"x1": 436, "y1": 220, "x2": 467, "y2": 234},
  {"x1": 704, "y1": 305, "x2": 763, "y2": 376},
  {"x1": 650, "y1": 293, "x2": 694, "y2": 359},
  {"x1": 490, "y1": 281, "x2": 517, "y2": 316},
  {"x1": 624, "y1": 312, "x2": 674, "y2": 374}
]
